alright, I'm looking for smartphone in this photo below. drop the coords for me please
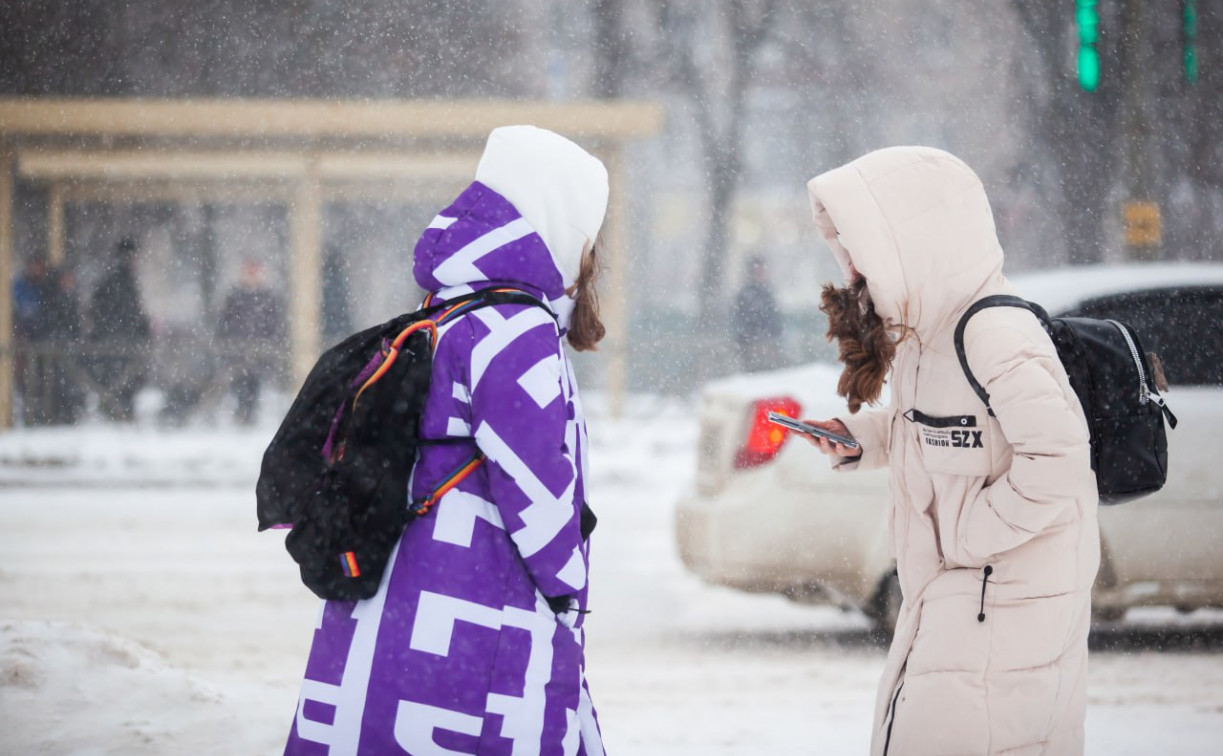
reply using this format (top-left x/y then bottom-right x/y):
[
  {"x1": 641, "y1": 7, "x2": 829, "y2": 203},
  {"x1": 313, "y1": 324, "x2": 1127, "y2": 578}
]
[{"x1": 766, "y1": 411, "x2": 861, "y2": 449}]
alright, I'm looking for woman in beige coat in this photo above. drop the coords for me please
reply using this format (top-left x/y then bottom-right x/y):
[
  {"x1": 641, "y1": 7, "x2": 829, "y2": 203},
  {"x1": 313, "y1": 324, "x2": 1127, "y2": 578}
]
[{"x1": 802, "y1": 146, "x2": 1100, "y2": 756}]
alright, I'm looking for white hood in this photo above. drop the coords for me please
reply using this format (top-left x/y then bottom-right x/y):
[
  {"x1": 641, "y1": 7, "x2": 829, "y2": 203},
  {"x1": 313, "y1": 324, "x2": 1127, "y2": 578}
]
[{"x1": 475, "y1": 125, "x2": 610, "y2": 290}]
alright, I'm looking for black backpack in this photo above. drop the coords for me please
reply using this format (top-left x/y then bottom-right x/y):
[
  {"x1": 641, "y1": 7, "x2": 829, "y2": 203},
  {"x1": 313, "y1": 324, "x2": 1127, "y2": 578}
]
[
  {"x1": 954, "y1": 295, "x2": 1178, "y2": 505},
  {"x1": 256, "y1": 289, "x2": 551, "y2": 600}
]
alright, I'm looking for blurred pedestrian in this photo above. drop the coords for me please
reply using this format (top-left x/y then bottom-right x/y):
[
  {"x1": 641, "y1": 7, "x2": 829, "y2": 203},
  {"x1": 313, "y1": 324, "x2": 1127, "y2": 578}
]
[
  {"x1": 13, "y1": 259, "x2": 84, "y2": 424},
  {"x1": 217, "y1": 260, "x2": 286, "y2": 426},
  {"x1": 42, "y1": 265, "x2": 86, "y2": 424},
  {"x1": 731, "y1": 253, "x2": 782, "y2": 372},
  {"x1": 87, "y1": 236, "x2": 151, "y2": 422},
  {"x1": 13, "y1": 255, "x2": 50, "y2": 342},
  {"x1": 800, "y1": 147, "x2": 1099, "y2": 756},
  {"x1": 12, "y1": 255, "x2": 52, "y2": 424},
  {"x1": 283, "y1": 125, "x2": 609, "y2": 754}
]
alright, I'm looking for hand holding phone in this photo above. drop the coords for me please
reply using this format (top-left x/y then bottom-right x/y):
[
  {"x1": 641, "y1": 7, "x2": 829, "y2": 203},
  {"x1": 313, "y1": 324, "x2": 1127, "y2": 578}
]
[{"x1": 767, "y1": 411, "x2": 861, "y2": 450}]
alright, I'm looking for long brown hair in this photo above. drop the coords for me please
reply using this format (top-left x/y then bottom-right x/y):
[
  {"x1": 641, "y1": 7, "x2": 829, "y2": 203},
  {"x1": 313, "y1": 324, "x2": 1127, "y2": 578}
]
[
  {"x1": 819, "y1": 276, "x2": 896, "y2": 413},
  {"x1": 566, "y1": 241, "x2": 606, "y2": 352}
]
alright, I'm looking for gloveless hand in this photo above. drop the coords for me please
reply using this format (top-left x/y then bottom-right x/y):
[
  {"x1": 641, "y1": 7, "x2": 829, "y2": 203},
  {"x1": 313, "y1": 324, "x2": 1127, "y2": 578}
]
[{"x1": 799, "y1": 418, "x2": 862, "y2": 459}]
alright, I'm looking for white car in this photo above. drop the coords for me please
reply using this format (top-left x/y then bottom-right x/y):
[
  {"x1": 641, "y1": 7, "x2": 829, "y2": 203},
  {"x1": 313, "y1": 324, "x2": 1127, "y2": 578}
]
[{"x1": 676, "y1": 263, "x2": 1223, "y2": 631}]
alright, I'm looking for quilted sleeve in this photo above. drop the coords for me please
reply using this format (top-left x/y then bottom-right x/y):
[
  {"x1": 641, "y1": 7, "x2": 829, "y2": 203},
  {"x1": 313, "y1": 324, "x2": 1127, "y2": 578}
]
[
  {"x1": 956, "y1": 316, "x2": 1095, "y2": 560},
  {"x1": 833, "y1": 405, "x2": 896, "y2": 471},
  {"x1": 467, "y1": 305, "x2": 586, "y2": 601}
]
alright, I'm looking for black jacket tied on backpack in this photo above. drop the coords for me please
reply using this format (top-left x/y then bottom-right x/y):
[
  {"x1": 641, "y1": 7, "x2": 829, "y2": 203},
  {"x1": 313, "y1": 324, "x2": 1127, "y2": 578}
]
[{"x1": 255, "y1": 289, "x2": 552, "y2": 600}]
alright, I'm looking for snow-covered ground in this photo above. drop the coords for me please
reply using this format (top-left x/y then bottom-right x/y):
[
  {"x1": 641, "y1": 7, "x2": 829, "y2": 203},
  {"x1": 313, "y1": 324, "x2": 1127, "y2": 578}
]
[{"x1": 2, "y1": 395, "x2": 1222, "y2": 755}]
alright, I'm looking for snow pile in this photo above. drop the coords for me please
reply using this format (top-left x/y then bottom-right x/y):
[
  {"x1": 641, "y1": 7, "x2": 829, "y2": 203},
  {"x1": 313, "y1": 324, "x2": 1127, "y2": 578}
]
[{"x1": 0, "y1": 620, "x2": 285, "y2": 756}]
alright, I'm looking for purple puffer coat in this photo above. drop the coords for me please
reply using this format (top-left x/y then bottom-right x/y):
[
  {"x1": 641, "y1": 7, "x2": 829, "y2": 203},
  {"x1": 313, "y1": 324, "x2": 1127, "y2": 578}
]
[{"x1": 284, "y1": 182, "x2": 603, "y2": 756}]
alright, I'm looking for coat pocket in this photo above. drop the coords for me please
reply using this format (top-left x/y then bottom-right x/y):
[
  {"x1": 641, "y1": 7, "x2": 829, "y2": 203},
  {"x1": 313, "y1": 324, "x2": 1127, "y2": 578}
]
[{"x1": 905, "y1": 408, "x2": 993, "y2": 477}]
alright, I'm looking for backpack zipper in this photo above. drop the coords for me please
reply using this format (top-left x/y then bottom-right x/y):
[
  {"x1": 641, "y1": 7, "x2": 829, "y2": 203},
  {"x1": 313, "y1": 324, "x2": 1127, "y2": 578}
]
[{"x1": 1106, "y1": 319, "x2": 1149, "y2": 405}]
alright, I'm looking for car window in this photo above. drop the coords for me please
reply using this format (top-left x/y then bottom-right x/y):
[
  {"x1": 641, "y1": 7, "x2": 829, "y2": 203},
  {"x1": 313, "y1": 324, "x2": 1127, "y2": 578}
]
[{"x1": 1062, "y1": 287, "x2": 1223, "y2": 386}]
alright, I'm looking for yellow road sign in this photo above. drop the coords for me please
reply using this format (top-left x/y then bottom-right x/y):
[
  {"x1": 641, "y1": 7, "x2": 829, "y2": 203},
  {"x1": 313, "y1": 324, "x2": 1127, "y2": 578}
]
[{"x1": 1123, "y1": 201, "x2": 1161, "y2": 247}]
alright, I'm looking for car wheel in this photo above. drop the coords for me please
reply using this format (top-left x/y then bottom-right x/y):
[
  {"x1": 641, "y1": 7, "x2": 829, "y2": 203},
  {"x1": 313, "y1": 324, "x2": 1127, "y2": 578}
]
[{"x1": 866, "y1": 570, "x2": 902, "y2": 638}]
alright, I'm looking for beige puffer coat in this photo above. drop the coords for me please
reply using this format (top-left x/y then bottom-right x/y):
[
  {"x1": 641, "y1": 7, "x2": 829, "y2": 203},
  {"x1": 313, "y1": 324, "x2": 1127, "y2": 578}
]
[{"x1": 807, "y1": 147, "x2": 1100, "y2": 756}]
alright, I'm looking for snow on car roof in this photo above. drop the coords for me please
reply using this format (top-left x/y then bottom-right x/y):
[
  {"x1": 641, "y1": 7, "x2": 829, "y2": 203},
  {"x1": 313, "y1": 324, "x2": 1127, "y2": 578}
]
[{"x1": 1010, "y1": 262, "x2": 1223, "y2": 315}]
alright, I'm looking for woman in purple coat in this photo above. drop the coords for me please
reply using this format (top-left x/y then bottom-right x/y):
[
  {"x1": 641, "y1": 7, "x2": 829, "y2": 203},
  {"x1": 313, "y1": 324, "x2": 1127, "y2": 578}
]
[{"x1": 284, "y1": 126, "x2": 610, "y2": 755}]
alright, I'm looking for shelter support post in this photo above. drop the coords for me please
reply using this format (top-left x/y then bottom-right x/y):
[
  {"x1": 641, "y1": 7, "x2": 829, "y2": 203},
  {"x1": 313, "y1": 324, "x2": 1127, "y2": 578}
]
[
  {"x1": 288, "y1": 165, "x2": 323, "y2": 391},
  {"x1": 0, "y1": 98, "x2": 664, "y2": 425},
  {"x1": 0, "y1": 142, "x2": 14, "y2": 428}
]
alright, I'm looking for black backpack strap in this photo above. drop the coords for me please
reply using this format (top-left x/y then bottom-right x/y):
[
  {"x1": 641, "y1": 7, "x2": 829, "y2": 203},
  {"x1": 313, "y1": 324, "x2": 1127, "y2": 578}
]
[
  {"x1": 424, "y1": 288, "x2": 558, "y2": 325},
  {"x1": 473, "y1": 289, "x2": 559, "y2": 322},
  {"x1": 953, "y1": 295, "x2": 1051, "y2": 416}
]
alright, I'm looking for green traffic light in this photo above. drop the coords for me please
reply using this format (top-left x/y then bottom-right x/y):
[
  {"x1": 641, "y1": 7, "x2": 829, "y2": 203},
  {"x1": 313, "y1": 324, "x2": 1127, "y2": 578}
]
[
  {"x1": 1185, "y1": 0, "x2": 1198, "y2": 84},
  {"x1": 1076, "y1": 5, "x2": 1099, "y2": 44},
  {"x1": 1075, "y1": 0, "x2": 1100, "y2": 92},
  {"x1": 1079, "y1": 46, "x2": 1100, "y2": 92}
]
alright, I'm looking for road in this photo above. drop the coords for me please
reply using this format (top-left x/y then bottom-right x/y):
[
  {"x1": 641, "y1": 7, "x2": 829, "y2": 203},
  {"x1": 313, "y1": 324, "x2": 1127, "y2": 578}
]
[{"x1": 1, "y1": 405, "x2": 1221, "y2": 754}]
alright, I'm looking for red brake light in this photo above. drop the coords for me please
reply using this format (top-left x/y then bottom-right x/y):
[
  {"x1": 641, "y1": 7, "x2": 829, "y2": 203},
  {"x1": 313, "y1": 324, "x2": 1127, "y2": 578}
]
[{"x1": 734, "y1": 397, "x2": 803, "y2": 469}]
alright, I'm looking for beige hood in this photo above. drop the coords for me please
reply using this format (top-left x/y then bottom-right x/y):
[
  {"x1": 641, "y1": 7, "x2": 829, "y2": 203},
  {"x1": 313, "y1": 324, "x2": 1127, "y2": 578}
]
[{"x1": 807, "y1": 146, "x2": 1010, "y2": 340}]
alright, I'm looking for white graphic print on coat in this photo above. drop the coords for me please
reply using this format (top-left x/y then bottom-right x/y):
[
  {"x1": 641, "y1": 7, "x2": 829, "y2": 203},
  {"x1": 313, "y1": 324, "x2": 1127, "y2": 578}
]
[
  {"x1": 402, "y1": 302, "x2": 590, "y2": 752},
  {"x1": 290, "y1": 301, "x2": 593, "y2": 754},
  {"x1": 422, "y1": 301, "x2": 570, "y2": 703},
  {"x1": 468, "y1": 308, "x2": 582, "y2": 588},
  {"x1": 406, "y1": 592, "x2": 557, "y2": 754},
  {"x1": 286, "y1": 167, "x2": 605, "y2": 754},
  {"x1": 433, "y1": 302, "x2": 584, "y2": 587},
  {"x1": 293, "y1": 544, "x2": 398, "y2": 756},
  {"x1": 432, "y1": 489, "x2": 505, "y2": 548},
  {"x1": 431, "y1": 217, "x2": 536, "y2": 286}
]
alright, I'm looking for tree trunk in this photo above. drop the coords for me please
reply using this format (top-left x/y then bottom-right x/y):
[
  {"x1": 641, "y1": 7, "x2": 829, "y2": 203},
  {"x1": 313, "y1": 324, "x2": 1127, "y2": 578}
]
[
  {"x1": 592, "y1": 0, "x2": 627, "y2": 99},
  {"x1": 1012, "y1": 1, "x2": 1121, "y2": 264}
]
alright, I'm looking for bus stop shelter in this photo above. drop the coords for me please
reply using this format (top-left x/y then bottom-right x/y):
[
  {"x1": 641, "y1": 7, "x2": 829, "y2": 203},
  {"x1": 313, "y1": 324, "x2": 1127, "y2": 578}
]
[{"x1": 0, "y1": 98, "x2": 663, "y2": 427}]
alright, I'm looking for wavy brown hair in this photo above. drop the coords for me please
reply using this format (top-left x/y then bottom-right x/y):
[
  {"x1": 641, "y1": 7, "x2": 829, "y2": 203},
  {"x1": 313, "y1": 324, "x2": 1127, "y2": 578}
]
[
  {"x1": 819, "y1": 276, "x2": 897, "y2": 413},
  {"x1": 565, "y1": 241, "x2": 606, "y2": 352}
]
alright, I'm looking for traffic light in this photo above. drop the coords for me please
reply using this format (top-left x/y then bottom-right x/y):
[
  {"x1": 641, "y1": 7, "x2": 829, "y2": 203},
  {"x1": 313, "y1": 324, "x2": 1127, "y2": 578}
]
[
  {"x1": 1184, "y1": 0, "x2": 1198, "y2": 84},
  {"x1": 1076, "y1": 0, "x2": 1100, "y2": 92}
]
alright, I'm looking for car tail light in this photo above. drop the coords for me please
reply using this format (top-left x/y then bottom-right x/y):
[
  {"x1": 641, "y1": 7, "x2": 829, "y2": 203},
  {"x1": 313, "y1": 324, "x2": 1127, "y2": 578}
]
[{"x1": 734, "y1": 396, "x2": 802, "y2": 470}]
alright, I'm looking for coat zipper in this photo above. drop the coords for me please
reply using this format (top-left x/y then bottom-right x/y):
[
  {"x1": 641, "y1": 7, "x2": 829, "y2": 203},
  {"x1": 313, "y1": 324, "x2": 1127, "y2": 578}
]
[
  {"x1": 977, "y1": 565, "x2": 993, "y2": 623},
  {"x1": 881, "y1": 681, "x2": 904, "y2": 756}
]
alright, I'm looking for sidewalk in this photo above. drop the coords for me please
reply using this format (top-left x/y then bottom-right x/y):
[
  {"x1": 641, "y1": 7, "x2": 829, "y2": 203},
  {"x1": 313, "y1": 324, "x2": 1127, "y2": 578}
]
[{"x1": 0, "y1": 421, "x2": 271, "y2": 488}]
